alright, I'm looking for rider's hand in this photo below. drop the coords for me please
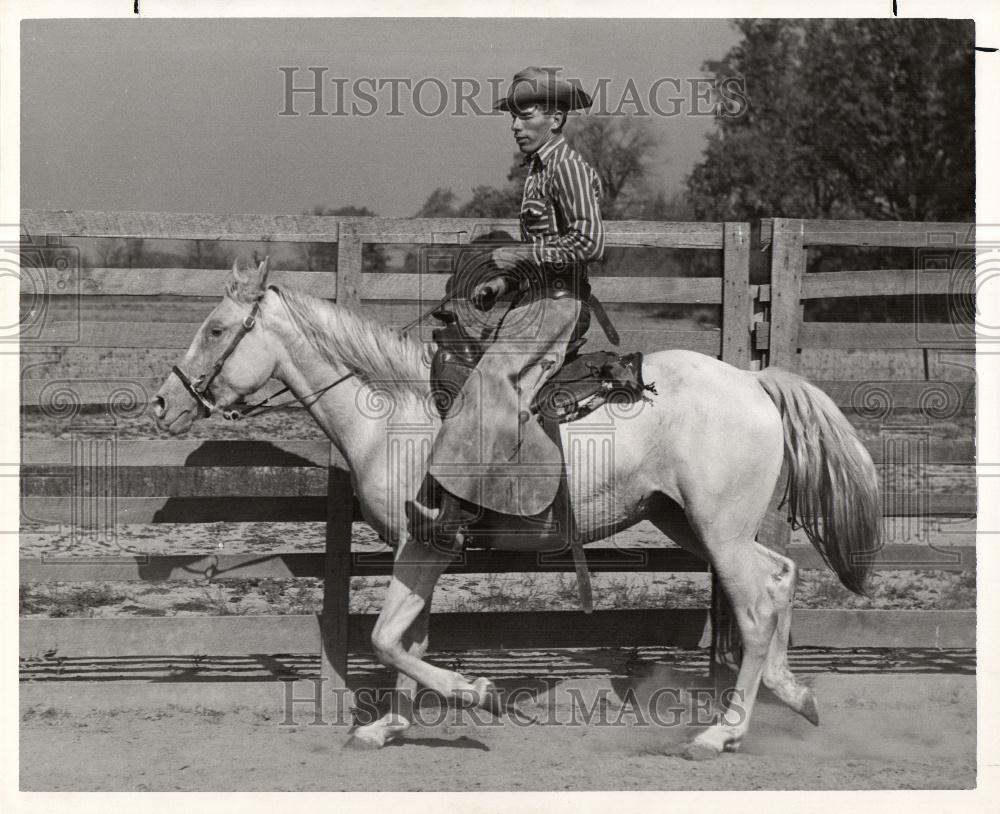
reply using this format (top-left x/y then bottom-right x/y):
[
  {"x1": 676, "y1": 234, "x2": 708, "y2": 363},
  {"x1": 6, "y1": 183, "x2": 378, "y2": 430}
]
[{"x1": 471, "y1": 275, "x2": 509, "y2": 311}]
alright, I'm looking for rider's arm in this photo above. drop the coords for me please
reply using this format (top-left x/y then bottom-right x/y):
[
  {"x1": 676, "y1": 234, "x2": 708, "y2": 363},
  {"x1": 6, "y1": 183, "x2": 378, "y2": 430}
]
[{"x1": 530, "y1": 158, "x2": 605, "y2": 272}]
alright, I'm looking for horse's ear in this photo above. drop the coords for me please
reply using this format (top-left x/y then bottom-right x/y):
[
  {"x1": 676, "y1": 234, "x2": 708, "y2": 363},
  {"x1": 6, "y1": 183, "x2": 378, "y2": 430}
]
[
  {"x1": 227, "y1": 257, "x2": 263, "y2": 301},
  {"x1": 257, "y1": 256, "x2": 270, "y2": 291},
  {"x1": 232, "y1": 258, "x2": 249, "y2": 282}
]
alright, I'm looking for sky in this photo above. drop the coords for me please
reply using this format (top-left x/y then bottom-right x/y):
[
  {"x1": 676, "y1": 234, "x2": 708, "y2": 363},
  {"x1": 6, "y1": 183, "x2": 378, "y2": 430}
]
[{"x1": 20, "y1": 18, "x2": 740, "y2": 218}]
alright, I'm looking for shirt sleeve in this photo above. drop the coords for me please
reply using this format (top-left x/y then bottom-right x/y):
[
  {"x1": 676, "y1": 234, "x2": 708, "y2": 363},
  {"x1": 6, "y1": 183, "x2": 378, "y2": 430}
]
[{"x1": 530, "y1": 159, "x2": 605, "y2": 273}]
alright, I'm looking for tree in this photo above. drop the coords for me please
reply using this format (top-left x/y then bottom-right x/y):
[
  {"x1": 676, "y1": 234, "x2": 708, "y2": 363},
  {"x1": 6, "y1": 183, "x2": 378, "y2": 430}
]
[
  {"x1": 687, "y1": 19, "x2": 974, "y2": 222},
  {"x1": 570, "y1": 115, "x2": 667, "y2": 219},
  {"x1": 414, "y1": 188, "x2": 459, "y2": 218},
  {"x1": 414, "y1": 114, "x2": 673, "y2": 222}
]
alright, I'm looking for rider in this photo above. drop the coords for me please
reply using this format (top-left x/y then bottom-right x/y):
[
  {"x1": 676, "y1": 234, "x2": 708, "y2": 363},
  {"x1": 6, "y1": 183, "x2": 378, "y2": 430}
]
[{"x1": 410, "y1": 66, "x2": 605, "y2": 549}]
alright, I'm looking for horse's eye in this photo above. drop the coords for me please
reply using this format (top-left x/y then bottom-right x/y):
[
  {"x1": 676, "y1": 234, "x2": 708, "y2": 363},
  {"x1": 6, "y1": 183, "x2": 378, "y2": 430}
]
[{"x1": 209, "y1": 327, "x2": 224, "y2": 338}]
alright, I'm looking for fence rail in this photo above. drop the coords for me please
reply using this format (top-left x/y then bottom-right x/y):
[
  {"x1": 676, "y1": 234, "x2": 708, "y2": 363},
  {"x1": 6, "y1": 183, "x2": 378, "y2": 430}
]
[{"x1": 19, "y1": 211, "x2": 976, "y2": 693}]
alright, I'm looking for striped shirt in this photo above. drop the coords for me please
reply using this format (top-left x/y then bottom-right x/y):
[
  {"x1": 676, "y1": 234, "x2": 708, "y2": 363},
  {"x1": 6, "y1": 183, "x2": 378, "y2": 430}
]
[{"x1": 520, "y1": 134, "x2": 605, "y2": 275}]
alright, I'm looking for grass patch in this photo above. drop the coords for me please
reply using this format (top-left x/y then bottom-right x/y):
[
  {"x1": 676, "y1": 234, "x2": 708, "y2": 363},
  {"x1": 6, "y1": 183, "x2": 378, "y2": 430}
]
[
  {"x1": 21, "y1": 584, "x2": 130, "y2": 618},
  {"x1": 796, "y1": 569, "x2": 975, "y2": 609}
]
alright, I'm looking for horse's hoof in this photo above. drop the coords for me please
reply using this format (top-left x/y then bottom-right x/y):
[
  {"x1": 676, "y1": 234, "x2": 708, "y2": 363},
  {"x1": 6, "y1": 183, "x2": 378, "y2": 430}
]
[
  {"x1": 343, "y1": 734, "x2": 384, "y2": 751},
  {"x1": 473, "y1": 678, "x2": 503, "y2": 717},
  {"x1": 682, "y1": 741, "x2": 722, "y2": 761},
  {"x1": 799, "y1": 691, "x2": 820, "y2": 727}
]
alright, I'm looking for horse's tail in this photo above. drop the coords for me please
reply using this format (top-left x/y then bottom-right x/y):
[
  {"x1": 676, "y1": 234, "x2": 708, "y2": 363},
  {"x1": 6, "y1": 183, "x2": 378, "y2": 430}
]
[{"x1": 755, "y1": 367, "x2": 881, "y2": 595}]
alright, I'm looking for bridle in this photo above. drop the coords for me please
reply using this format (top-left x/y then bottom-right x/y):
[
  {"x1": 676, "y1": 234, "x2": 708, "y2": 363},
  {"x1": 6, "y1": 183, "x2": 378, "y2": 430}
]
[
  {"x1": 171, "y1": 283, "x2": 455, "y2": 422},
  {"x1": 171, "y1": 293, "x2": 269, "y2": 420}
]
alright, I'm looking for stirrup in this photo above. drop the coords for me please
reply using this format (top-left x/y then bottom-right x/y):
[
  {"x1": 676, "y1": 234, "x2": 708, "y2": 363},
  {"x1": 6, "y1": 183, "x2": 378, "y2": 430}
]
[
  {"x1": 433, "y1": 490, "x2": 475, "y2": 552},
  {"x1": 405, "y1": 494, "x2": 471, "y2": 553}
]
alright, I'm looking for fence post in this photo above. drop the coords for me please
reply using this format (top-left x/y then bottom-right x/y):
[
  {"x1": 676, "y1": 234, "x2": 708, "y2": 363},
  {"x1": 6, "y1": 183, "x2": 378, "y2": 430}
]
[
  {"x1": 313, "y1": 220, "x2": 363, "y2": 718},
  {"x1": 709, "y1": 222, "x2": 752, "y2": 677},
  {"x1": 321, "y1": 446, "x2": 354, "y2": 717},
  {"x1": 721, "y1": 222, "x2": 752, "y2": 370},
  {"x1": 760, "y1": 218, "x2": 807, "y2": 554},
  {"x1": 335, "y1": 221, "x2": 363, "y2": 308}
]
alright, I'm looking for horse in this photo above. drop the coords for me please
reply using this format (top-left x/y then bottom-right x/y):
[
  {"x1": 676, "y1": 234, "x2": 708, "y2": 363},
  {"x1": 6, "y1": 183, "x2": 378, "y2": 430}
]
[{"x1": 151, "y1": 258, "x2": 881, "y2": 759}]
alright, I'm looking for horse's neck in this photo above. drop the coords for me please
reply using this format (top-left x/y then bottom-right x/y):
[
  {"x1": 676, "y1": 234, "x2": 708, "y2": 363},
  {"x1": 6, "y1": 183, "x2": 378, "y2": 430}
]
[{"x1": 270, "y1": 316, "x2": 433, "y2": 474}]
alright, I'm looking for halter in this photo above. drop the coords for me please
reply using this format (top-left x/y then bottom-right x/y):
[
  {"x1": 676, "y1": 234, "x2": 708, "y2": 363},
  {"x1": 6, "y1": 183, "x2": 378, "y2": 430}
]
[{"x1": 172, "y1": 284, "x2": 456, "y2": 422}]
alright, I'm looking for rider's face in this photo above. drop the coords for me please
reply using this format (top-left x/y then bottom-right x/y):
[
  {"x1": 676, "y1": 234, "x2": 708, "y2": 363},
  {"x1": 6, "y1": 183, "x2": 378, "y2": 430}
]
[{"x1": 510, "y1": 106, "x2": 563, "y2": 155}]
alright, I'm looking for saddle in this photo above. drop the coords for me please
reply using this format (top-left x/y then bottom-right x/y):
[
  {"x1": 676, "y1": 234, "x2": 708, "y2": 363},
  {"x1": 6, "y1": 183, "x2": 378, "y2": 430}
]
[
  {"x1": 429, "y1": 308, "x2": 653, "y2": 424},
  {"x1": 425, "y1": 305, "x2": 655, "y2": 612}
]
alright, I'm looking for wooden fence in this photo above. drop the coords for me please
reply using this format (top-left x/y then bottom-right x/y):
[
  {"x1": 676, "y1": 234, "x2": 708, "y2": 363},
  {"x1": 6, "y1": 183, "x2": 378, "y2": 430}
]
[{"x1": 19, "y1": 211, "x2": 976, "y2": 696}]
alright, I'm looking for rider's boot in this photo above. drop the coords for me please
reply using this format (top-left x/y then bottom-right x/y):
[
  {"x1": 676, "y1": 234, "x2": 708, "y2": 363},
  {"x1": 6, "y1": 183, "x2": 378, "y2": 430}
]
[{"x1": 406, "y1": 477, "x2": 476, "y2": 554}]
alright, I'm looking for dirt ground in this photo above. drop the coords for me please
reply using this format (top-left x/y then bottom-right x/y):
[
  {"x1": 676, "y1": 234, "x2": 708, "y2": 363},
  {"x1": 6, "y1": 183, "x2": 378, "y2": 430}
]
[{"x1": 20, "y1": 673, "x2": 974, "y2": 791}]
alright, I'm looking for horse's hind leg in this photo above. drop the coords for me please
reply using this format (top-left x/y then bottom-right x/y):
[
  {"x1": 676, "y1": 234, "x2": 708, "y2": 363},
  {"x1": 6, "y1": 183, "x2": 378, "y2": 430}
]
[
  {"x1": 682, "y1": 531, "x2": 781, "y2": 760},
  {"x1": 757, "y1": 543, "x2": 819, "y2": 725}
]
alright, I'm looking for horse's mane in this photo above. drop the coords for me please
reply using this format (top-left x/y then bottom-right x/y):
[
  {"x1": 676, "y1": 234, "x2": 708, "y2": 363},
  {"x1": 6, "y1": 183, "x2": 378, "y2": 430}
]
[{"x1": 229, "y1": 280, "x2": 433, "y2": 401}]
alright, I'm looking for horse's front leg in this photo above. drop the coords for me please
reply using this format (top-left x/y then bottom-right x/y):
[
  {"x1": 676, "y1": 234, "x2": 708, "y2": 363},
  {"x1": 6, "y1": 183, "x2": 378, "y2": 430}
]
[
  {"x1": 345, "y1": 540, "x2": 496, "y2": 749},
  {"x1": 346, "y1": 601, "x2": 430, "y2": 750}
]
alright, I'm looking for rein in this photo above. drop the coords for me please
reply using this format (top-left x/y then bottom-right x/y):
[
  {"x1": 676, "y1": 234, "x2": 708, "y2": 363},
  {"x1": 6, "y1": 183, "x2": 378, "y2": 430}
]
[{"x1": 174, "y1": 284, "x2": 455, "y2": 422}]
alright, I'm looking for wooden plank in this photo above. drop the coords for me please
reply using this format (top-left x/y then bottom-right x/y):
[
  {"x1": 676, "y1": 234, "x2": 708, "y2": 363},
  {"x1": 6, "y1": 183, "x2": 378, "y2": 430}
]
[
  {"x1": 19, "y1": 608, "x2": 975, "y2": 658},
  {"x1": 22, "y1": 439, "x2": 332, "y2": 468},
  {"x1": 361, "y1": 273, "x2": 450, "y2": 301},
  {"x1": 865, "y1": 438, "x2": 975, "y2": 464},
  {"x1": 791, "y1": 610, "x2": 975, "y2": 648},
  {"x1": 335, "y1": 223, "x2": 363, "y2": 309},
  {"x1": 18, "y1": 549, "x2": 710, "y2": 583},
  {"x1": 21, "y1": 377, "x2": 165, "y2": 408},
  {"x1": 815, "y1": 380, "x2": 975, "y2": 414},
  {"x1": 28, "y1": 321, "x2": 202, "y2": 349},
  {"x1": 17, "y1": 610, "x2": 708, "y2": 658},
  {"x1": 760, "y1": 219, "x2": 975, "y2": 248},
  {"x1": 360, "y1": 274, "x2": 724, "y2": 304},
  {"x1": 23, "y1": 315, "x2": 717, "y2": 354},
  {"x1": 603, "y1": 221, "x2": 725, "y2": 249},
  {"x1": 21, "y1": 496, "x2": 328, "y2": 524},
  {"x1": 32, "y1": 266, "x2": 963, "y2": 302},
  {"x1": 880, "y1": 493, "x2": 975, "y2": 517},
  {"x1": 20, "y1": 615, "x2": 325, "y2": 658},
  {"x1": 346, "y1": 217, "x2": 519, "y2": 244},
  {"x1": 26, "y1": 268, "x2": 339, "y2": 298},
  {"x1": 23, "y1": 468, "x2": 328, "y2": 498},
  {"x1": 23, "y1": 210, "x2": 727, "y2": 249},
  {"x1": 22, "y1": 489, "x2": 972, "y2": 526},
  {"x1": 721, "y1": 222, "x2": 751, "y2": 369},
  {"x1": 784, "y1": 543, "x2": 976, "y2": 574},
  {"x1": 800, "y1": 323, "x2": 975, "y2": 350},
  {"x1": 754, "y1": 322, "x2": 976, "y2": 351},
  {"x1": 758, "y1": 270, "x2": 970, "y2": 302},
  {"x1": 22, "y1": 210, "x2": 343, "y2": 243},
  {"x1": 584, "y1": 329, "x2": 720, "y2": 355},
  {"x1": 19, "y1": 553, "x2": 335, "y2": 582},
  {"x1": 347, "y1": 218, "x2": 725, "y2": 249},
  {"x1": 19, "y1": 544, "x2": 975, "y2": 583}
]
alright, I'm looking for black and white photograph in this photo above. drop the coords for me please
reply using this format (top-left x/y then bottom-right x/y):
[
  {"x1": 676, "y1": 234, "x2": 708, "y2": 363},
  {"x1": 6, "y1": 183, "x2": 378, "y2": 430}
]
[{"x1": 4, "y1": 0, "x2": 997, "y2": 801}]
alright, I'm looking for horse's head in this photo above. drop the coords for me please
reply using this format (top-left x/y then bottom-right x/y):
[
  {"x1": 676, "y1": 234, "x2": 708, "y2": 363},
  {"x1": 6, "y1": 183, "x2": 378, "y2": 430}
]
[{"x1": 151, "y1": 258, "x2": 280, "y2": 434}]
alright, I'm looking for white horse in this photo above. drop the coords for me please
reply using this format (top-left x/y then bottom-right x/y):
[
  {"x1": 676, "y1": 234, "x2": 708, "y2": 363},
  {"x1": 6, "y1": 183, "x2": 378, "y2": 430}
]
[{"x1": 152, "y1": 259, "x2": 881, "y2": 759}]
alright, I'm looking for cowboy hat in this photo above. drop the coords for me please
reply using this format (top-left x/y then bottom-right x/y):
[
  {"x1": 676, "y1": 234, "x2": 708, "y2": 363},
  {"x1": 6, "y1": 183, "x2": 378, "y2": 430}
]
[{"x1": 494, "y1": 66, "x2": 593, "y2": 112}]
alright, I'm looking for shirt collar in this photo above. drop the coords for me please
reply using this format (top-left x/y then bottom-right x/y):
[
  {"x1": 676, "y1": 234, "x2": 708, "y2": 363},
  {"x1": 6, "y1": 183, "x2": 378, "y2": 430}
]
[{"x1": 523, "y1": 133, "x2": 566, "y2": 168}]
